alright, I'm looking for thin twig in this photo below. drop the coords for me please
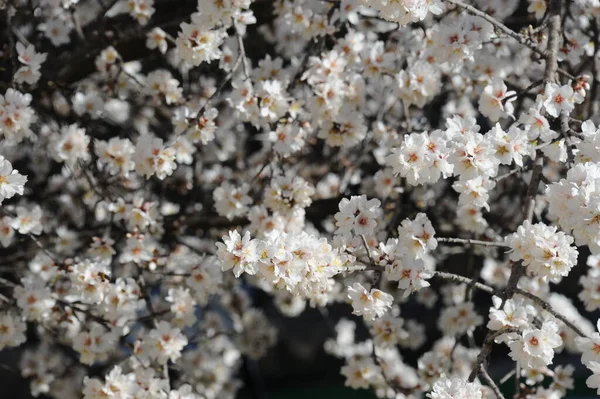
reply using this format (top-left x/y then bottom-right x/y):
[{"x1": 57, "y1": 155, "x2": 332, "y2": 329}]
[
  {"x1": 234, "y1": 22, "x2": 251, "y2": 81},
  {"x1": 360, "y1": 234, "x2": 382, "y2": 288},
  {"x1": 468, "y1": 328, "x2": 520, "y2": 382},
  {"x1": 543, "y1": 0, "x2": 562, "y2": 84},
  {"x1": 499, "y1": 368, "x2": 516, "y2": 385},
  {"x1": 448, "y1": 0, "x2": 545, "y2": 58},
  {"x1": 436, "y1": 237, "x2": 509, "y2": 248},
  {"x1": 433, "y1": 271, "x2": 496, "y2": 295},
  {"x1": 478, "y1": 365, "x2": 506, "y2": 399},
  {"x1": 513, "y1": 288, "x2": 588, "y2": 338}
]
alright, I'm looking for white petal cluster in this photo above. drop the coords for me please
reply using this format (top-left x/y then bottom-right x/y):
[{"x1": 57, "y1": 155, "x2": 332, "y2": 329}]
[
  {"x1": 576, "y1": 121, "x2": 600, "y2": 164},
  {"x1": 147, "y1": 69, "x2": 183, "y2": 105},
  {"x1": 334, "y1": 195, "x2": 381, "y2": 238},
  {"x1": 505, "y1": 221, "x2": 578, "y2": 282},
  {"x1": 216, "y1": 230, "x2": 259, "y2": 278},
  {"x1": 478, "y1": 79, "x2": 516, "y2": 121},
  {"x1": 173, "y1": 106, "x2": 219, "y2": 144},
  {"x1": 438, "y1": 302, "x2": 483, "y2": 337},
  {"x1": 14, "y1": 276, "x2": 55, "y2": 322},
  {"x1": 397, "y1": 60, "x2": 442, "y2": 108},
  {"x1": 101, "y1": 277, "x2": 145, "y2": 327},
  {"x1": 579, "y1": 255, "x2": 600, "y2": 311},
  {"x1": 184, "y1": 256, "x2": 223, "y2": 305},
  {"x1": 68, "y1": 259, "x2": 112, "y2": 304},
  {"x1": 49, "y1": 124, "x2": 91, "y2": 166},
  {"x1": 508, "y1": 320, "x2": 563, "y2": 369},
  {"x1": 14, "y1": 43, "x2": 47, "y2": 85},
  {"x1": 381, "y1": 213, "x2": 436, "y2": 296},
  {"x1": 145, "y1": 320, "x2": 188, "y2": 363},
  {"x1": 95, "y1": 137, "x2": 136, "y2": 177},
  {"x1": 0, "y1": 89, "x2": 36, "y2": 143},
  {"x1": 427, "y1": 15, "x2": 494, "y2": 68},
  {"x1": 427, "y1": 375, "x2": 482, "y2": 399},
  {"x1": 347, "y1": 282, "x2": 393, "y2": 321},
  {"x1": 176, "y1": 20, "x2": 227, "y2": 67},
  {"x1": 0, "y1": 156, "x2": 27, "y2": 205},
  {"x1": 218, "y1": 228, "x2": 347, "y2": 306},
  {"x1": 264, "y1": 173, "x2": 314, "y2": 214},
  {"x1": 576, "y1": 320, "x2": 600, "y2": 394},
  {"x1": 542, "y1": 83, "x2": 577, "y2": 118},
  {"x1": 213, "y1": 182, "x2": 253, "y2": 219},
  {"x1": 385, "y1": 131, "x2": 453, "y2": 185},
  {"x1": 360, "y1": 0, "x2": 444, "y2": 25},
  {"x1": 73, "y1": 324, "x2": 117, "y2": 365},
  {"x1": 106, "y1": 0, "x2": 155, "y2": 25},
  {"x1": 134, "y1": 134, "x2": 178, "y2": 180},
  {"x1": 546, "y1": 162, "x2": 600, "y2": 253},
  {"x1": 0, "y1": 312, "x2": 27, "y2": 350},
  {"x1": 487, "y1": 296, "x2": 535, "y2": 341}
]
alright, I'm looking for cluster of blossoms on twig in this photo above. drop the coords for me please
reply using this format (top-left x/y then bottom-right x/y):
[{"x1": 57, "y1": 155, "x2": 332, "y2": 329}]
[{"x1": 2, "y1": 0, "x2": 600, "y2": 398}]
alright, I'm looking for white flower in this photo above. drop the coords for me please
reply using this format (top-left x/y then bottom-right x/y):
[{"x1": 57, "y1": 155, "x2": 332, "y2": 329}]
[
  {"x1": 438, "y1": 302, "x2": 483, "y2": 337},
  {"x1": 347, "y1": 282, "x2": 393, "y2": 321},
  {"x1": 508, "y1": 320, "x2": 562, "y2": 369},
  {"x1": 487, "y1": 296, "x2": 533, "y2": 342},
  {"x1": 452, "y1": 176, "x2": 495, "y2": 210},
  {"x1": 95, "y1": 46, "x2": 120, "y2": 73},
  {"x1": 213, "y1": 182, "x2": 253, "y2": 220},
  {"x1": 147, "y1": 69, "x2": 182, "y2": 104},
  {"x1": 69, "y1": 259, "x2": 112, "y2": 304},
  {"x1": 585, "y1": 361, "x2": 600, "y2": 394},
  {"x1": 528, "y1": 0, "x2": 547, "y2": 19},
  {"x1": 146, "y1": 27, "x2": 168, "y2": 54},
  {"x1": 134, "y1": 134, "x2": 177, "y2": 180},
  {"x1": 428, "y1": 375, "x2": 482, "y2": 399},
  {"x1": 369, "y1": 314, "x2": 408, "y2": 348},
  {"x1": 264, "y1": 173, "x2": 314, "y2": 214},
  {"x1": 42, "y1": 18, "x2": 71, "y2": 46},
  {"x1": 0, "y1": 217, "x2": 14, "y2": 247},
  {"x1": 216, "y1": 230, "x2": 259, "y2": 278},
  {"x1": 334, "y1": 195, "x2": 381, "y2": 238},
  {"x1": 166, "y1": 287, "x2": 197, "y2": 327},
  {"x1": 106, "y1": 0, "x2": 155, "y2": 25},
  {"x1": 185, "y1": 256, "x2": 223, "y2": 304},
  {"x1": 74, "y1": 324, "x2": 117, "y2": 365},
  {"x1": 575, "y1": 319, "x2": 600, "y2": 366},
  {"x1": 14, "y1": 42, "x2": 47, "y2": 85},
  {"x1": 50, "y1": 124, "x2": 91, "y2": 166},
  {"x1": 385, "y1": 131, "x2": 453, "y2": 186},
  {"x1": 478, "y1": 78, "x2": 516, "y2": 121},
  {"x1": 542, "y1": 83, "x2": 575, "y2": 117},
  {"x1": 14, "y1": 277, "x2": 55, "y2": 321},
  {"x1": 10, "y1": 205, "x2": 43, "y2": 235},
  {"x1": 505, "y1": 221, "x2": 578, "y2": 282},
  {"x1": 0, "y1": 312, "x2": 26, "y2": 350},
  {"x1": 519, "y1": 107, "x2": 557, "y2": 141},
  {"x1": 545, "y1": 162, "x2": 600, "y2": 253},
  {"x1": 0, "y1": 156, "x2": 27, "y2": 204},
  {"x1": 147, "y1": 321, "x2": 188, "y2": 363},
  {"x1": 72, "y1": 91, "x2": 104, "y2": 119},
  {"x1": 386, "y1": 257, "x2": 432, "y2": 297},
  {"x1": 340, "y1": 356, "x2": 380, "y2": 389},
  {"x1": 95, "y1": 137, "x2": 136, "y2": 177},
  {"x1": 176, "y1": 22, "x2": 226, "y2": 67}
]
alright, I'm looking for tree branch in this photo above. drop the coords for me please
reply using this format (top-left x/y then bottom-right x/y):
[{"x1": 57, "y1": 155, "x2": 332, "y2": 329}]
[
  {"x1": 478, "y1": 365, "x2": 506, "y2": 399},
  {"x1": 436, "y1": 237, "x2": 509, "y2": 248},
  {"x1": 433, "y1": 271, "x2": 496, "y2": 295},
  {"x1": 513, "y1": 288, "x2": 588, "y2": 338}
]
